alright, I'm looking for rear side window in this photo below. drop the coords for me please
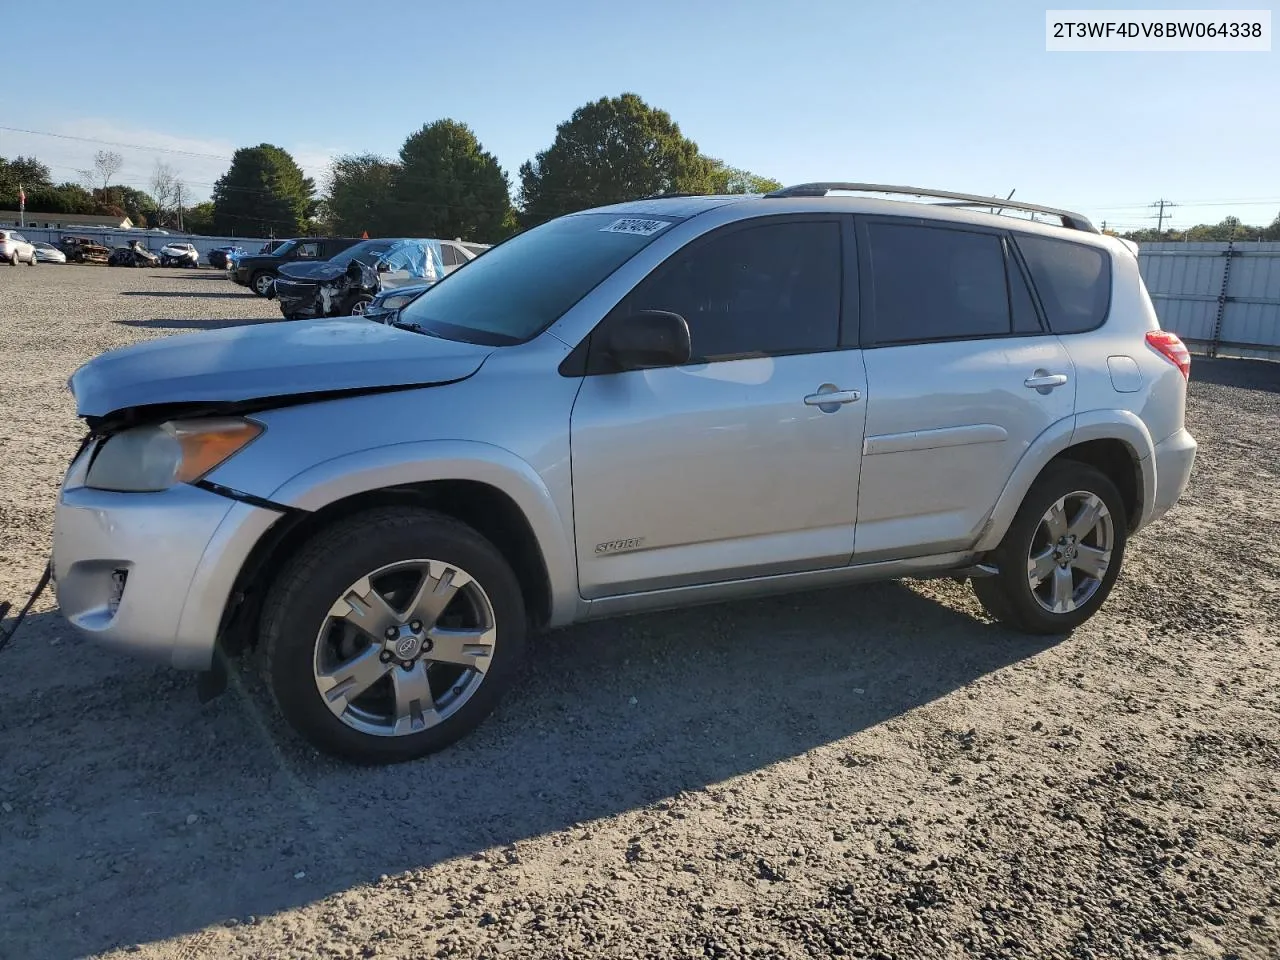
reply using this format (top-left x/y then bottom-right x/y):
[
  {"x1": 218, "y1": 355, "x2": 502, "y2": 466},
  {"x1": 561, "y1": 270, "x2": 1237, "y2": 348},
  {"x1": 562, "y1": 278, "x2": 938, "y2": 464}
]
[
  {"x1": 1015, "y1": 234, "x2": 1111, "y2": 334},
  {"x1": 865, "y1": 222, "x2": 1010, "y2": 344}
]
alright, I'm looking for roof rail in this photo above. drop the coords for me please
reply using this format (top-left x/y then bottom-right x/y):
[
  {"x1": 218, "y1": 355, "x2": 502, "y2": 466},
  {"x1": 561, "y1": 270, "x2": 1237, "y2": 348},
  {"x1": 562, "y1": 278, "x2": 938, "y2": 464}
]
[{"x1": 763, "y1": 182, "x2": 1098, "y2": 234}]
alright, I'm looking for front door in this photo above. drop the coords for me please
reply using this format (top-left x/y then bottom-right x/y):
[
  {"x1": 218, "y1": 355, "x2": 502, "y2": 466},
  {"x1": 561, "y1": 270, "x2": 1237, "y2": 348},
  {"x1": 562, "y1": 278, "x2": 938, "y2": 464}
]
[
  {"x1": 569, "y1": 216, "x2": 868, "y2": 598},
  {"x1": 852, "y1": 217, "x2": 1077, "y2": 561}
]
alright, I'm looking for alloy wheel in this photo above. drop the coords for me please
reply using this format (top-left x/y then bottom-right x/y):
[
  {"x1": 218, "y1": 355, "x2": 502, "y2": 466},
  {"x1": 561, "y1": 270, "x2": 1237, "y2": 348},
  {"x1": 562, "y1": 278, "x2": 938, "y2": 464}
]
[
  {"x1": 1026, "y1": 491, "x2": 1114, "y2": 614},
  {"x1": 312, "y1": 559, "x2": 497, "y2": 738}
]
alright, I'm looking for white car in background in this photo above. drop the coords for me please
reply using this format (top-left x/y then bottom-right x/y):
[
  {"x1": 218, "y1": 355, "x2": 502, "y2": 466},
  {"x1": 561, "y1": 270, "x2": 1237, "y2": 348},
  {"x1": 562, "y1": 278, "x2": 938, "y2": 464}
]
[
  {"x1": 0, "y1": 229, "x2": 37, "y2": 266},
  {"x1": 160, "y1": 242, "x2": 200, "y2": 268},
  {"x1": 32, "y1": 242, "x2": 68, "y2": 264}
]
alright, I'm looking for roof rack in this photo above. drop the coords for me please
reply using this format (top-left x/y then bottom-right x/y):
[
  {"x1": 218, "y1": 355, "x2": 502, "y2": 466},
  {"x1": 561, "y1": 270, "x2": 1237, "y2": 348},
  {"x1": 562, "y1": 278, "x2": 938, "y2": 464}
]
[{"x1": 763, "y1": 182, "x2": 1098, "y2": 234}]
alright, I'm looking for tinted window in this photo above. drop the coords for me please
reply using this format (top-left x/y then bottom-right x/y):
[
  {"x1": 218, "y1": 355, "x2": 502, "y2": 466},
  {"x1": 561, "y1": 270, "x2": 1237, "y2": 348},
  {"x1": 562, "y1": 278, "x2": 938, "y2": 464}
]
[
  {"x1": 1015, "y1": 234, "x2": 1111, "y2": 334},
  {"x1": 867, "y1": 223, "x2": 1009, "y2": 344},
  {"x1": 619, "y1": 220, "x2": 842, "y2": 362},
  {"x1": 396, "y1": 212, "x2": 675, "y2": 345},
  {"x1": 440, "y1": 245, "x2": 461, "y2": 267},
  {"x1": 296, "y1": 242, "x2": 320, "y2": 259}
]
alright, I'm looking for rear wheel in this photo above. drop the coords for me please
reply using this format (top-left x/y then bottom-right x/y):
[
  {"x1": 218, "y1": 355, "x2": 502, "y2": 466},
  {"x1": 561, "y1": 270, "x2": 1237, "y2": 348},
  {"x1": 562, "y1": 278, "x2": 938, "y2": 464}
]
[
  {"x1": 971, "y1": 461, "x2": 1126, "y2": 634},
  {"x1": 261, "y1": 508, "x2": 527, "y2": 764}
]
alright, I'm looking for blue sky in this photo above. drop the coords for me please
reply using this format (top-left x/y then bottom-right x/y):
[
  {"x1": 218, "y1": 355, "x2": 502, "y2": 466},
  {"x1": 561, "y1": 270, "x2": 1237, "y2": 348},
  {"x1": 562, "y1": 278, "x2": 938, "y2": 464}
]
[{"x1": 2, "y1": 0, "x2": 1275, "y2": 231}]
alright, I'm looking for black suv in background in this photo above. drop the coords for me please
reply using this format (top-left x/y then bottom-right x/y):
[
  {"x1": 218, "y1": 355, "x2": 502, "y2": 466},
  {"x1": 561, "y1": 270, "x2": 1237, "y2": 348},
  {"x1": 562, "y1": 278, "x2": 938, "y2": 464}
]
[{"x1": 232, "y1": 237, "x2": 363, "y2": 296}]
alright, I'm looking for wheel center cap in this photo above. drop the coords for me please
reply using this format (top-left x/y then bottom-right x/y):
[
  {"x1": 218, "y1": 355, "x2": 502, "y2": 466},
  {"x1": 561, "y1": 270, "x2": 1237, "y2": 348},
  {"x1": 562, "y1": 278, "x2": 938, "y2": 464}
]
[{"x1": 395, "y1": 635, "x2": 422, "y2": 659}]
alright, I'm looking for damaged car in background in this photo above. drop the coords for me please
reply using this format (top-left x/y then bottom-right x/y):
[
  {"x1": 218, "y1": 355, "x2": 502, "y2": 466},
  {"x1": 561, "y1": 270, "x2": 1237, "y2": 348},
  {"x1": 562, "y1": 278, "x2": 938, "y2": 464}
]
[
  {"x1": 160, "y1": 242, "x2": 200, "y2": 268},
  {"x1": 107, "y1": 240, "x2": 161, "y2": 268},
  {"x1": 274, "y1": 238, "x2": 453, "y2": 320}
]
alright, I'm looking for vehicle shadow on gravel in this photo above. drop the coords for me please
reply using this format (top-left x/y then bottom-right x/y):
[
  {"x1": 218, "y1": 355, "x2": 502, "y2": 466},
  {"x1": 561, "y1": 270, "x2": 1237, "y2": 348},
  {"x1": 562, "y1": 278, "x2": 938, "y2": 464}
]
[
  {"x1": 114, "y1": 318, "x2": 281, "y2": 331},
  {"x1": 0, "y1": 582, "x2": 1058, "y2": 959},
  {"x1": 120, "y1": 290, "x2": 258, "y2": 299},
  {"x1": 151, "y1": 273, "x2": 235, "y2": 280}
]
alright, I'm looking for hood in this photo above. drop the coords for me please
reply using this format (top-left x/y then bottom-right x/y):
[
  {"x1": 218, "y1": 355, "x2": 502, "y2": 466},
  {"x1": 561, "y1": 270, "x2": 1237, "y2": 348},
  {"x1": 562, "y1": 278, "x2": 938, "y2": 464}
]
[
  {"x1": 69, "y1": 317, "x2": 494, "y2": 418},
  {"x1": 277, "y1": 259, "x2": 351, "y2": 283}
]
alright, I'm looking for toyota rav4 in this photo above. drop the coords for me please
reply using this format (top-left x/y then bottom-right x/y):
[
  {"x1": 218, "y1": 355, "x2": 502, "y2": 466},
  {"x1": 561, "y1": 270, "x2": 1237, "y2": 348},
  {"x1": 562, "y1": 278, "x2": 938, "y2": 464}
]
[{"x1": 51, "y1": 183, "x2": 1197, "y2": 764}]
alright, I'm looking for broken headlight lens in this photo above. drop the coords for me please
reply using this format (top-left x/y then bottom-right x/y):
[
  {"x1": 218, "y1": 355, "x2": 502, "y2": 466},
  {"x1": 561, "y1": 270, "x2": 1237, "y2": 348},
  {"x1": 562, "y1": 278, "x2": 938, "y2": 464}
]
[{"x1": 85, "y1": 418, "x2": 262, "y2": 492}]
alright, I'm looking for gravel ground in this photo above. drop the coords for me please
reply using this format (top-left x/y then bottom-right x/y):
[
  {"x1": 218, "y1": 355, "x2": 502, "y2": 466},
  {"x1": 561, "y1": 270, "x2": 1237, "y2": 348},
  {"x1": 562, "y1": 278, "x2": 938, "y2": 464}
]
[{"x1": 0, "y1": 265, "x2": 1277, "y2": 960}]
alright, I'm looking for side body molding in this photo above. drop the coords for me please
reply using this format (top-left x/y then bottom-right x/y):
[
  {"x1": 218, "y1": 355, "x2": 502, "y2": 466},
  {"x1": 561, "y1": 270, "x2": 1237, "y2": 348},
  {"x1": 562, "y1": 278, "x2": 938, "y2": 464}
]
[
  {"x1": 973, "y1": 410, "x2": 1157, "y2": 553},
  {"x1": 265, "y1": 440, "x2": 580, "y2": 627}
]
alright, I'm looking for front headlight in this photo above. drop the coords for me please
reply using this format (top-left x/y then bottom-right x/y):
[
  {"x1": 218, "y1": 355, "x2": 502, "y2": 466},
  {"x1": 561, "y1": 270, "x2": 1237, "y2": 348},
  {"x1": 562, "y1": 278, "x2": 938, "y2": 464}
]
[
  {"x1": 378, "y1": 292, "x2": 420, "y2": 312},
  {"x1": 85, "y1": 418, "x2": 262, "y2": 492}
]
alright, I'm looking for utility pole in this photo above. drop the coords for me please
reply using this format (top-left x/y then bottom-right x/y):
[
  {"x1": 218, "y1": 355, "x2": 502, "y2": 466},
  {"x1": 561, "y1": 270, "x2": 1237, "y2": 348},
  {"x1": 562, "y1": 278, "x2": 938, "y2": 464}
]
[
  {"x1": 1150, "y1": 199, "x2": 1176, "y2": 234},
  {"x1": 176, "y1": 183, "x2": 184, "y2": 233}
]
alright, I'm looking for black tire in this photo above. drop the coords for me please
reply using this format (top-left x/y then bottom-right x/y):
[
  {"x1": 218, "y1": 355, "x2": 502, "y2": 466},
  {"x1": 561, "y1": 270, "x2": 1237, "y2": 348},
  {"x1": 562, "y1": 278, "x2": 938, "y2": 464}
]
[
  {"x1": 8, "y1": 252, "x2": 17, "y2": 266},
  {"x1": 250, "y1": 271, "x2": 273, "y2": 296},
  {"x1": 260, "y1": 507, "x2": 528, "y2": 764},
  {"x1": 971, "y1": 461, "x2": 1127, "y2": 634}
]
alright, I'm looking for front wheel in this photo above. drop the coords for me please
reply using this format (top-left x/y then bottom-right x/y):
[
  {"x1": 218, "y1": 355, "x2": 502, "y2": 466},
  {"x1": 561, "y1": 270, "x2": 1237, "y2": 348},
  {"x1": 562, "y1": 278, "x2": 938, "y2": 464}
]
[
  {"x1": 27, "y1": 251, "x2": 37, "y2": 265},
  {"x1": 348, "y1": 295, "x2": 373, "y2": 316},
  {"x1": 251, "y1": 271, "x2": 274, "y2": 296},
  {"x1": 261, "y1": 508, "x2": 528, "y2": 764},
  {"x1": 971, "y1": 461, "x2": 1126, "y2": 634}
]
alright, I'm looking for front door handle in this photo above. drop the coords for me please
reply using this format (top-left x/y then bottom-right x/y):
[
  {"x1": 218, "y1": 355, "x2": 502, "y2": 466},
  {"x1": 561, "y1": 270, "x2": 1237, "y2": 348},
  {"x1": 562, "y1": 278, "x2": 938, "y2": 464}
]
[
  {"x1": 804, "y1": 386, "x2": 861, "y2": 409},
  {"x1": 1024, "y1": 371, "x2": 1068, "y2": 393}
]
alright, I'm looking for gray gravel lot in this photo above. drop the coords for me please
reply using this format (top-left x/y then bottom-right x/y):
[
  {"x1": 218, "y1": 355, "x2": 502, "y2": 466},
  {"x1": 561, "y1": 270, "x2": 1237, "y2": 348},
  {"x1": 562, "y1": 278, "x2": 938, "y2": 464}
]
[{"x1": 0, "y1": 265, "x2": 1277, "y2": 960}]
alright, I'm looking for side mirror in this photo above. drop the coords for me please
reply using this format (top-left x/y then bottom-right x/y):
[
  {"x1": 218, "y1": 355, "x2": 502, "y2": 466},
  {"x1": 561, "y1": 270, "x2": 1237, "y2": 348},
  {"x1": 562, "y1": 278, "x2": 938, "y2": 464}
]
[{"x1": 603, "y1": 310, "x2": 691, "y2": 371}]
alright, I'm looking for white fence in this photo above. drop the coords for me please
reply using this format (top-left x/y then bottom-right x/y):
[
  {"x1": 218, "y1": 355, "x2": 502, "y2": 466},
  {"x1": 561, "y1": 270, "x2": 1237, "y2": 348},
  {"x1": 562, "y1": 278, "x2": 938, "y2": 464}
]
[
  {"x1": 1138, "y1": 241, "x2": 1280, "y2": 361},
  {"x1": 11, "y1": 226, "x2": 270, "y2": 259}
]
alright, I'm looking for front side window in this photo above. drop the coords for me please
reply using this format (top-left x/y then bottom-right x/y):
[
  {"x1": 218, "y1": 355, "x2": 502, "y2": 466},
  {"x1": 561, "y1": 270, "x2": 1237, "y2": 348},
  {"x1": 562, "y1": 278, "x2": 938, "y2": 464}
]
[
  {"x1": 865, "y1": 222, "x2": 1011, "y2": 344},
  {"x1": 296, "y1": 242, "x2": 320, "y2": 259},
  {"x1": 396, "y1": 212, "x2": 678, "y2": 345},
  {"x1": 1015, "y1": 234, "x2": 1111, "y2": 334},
  {"x1": 616, "y1": 220, "x2": 842, "y2": 363}
]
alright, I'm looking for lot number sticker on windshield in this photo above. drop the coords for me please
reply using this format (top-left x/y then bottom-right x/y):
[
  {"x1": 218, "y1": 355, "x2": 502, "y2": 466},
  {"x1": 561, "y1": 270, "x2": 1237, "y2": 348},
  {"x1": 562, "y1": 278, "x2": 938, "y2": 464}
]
[{"x1": 601, "y1": 218, "x2": 671, "y2": 237}]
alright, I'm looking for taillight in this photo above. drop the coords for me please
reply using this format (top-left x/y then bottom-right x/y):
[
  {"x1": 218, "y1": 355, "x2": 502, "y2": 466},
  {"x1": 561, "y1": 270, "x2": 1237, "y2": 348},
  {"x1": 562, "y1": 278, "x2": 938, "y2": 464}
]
[{"x1": 1146, "y1": 330, "x2": 1190, "y2": 380}]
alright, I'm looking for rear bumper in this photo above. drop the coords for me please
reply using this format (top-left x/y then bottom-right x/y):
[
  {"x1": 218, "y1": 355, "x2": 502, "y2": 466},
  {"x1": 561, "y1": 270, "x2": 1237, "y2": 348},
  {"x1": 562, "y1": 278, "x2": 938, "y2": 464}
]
[
  {"x1": 52, "y1": 479, "x2": 280, "y2": 670},
  {"x1": 1145, "y1": 427, "x2": 1197, "y2": 528}
]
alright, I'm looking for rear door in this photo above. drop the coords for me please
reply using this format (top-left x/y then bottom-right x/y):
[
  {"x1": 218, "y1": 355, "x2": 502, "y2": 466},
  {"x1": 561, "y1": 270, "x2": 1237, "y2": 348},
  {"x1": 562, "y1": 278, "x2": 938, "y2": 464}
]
[
  {"x1": 852, "y1": 217, "x2": 1076, "y2": 561},
  {"x1": 569, "y1": 215, "x2": 868, "y2": 597}
]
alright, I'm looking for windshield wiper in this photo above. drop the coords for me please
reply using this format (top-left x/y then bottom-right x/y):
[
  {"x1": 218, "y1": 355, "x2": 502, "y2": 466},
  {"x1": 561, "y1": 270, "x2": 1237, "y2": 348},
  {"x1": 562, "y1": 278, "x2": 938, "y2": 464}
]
[{"x1": 389, "y1": 317, "x2": 438, "y2": 337}]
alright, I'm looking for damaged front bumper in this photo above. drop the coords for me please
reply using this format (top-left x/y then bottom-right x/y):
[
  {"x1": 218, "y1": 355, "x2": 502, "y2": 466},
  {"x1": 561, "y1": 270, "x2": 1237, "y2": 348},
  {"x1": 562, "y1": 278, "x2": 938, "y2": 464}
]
[{"x1": 51, "y1": 447, "x2": 282, "y2": 670}]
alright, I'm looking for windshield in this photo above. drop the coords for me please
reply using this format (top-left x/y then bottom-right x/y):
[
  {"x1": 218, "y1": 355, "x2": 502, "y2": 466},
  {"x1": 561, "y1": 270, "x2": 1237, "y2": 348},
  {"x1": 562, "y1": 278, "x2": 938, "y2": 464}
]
[
  {"x1": 329, "y1": 238, "x2": 399, "y2": 267},
  {"x1": 268, "y1": 239, "x2": 297, "y2": 257},
  {"x1": 395, "y1": 213, "x2": 677, "y2": 345}
]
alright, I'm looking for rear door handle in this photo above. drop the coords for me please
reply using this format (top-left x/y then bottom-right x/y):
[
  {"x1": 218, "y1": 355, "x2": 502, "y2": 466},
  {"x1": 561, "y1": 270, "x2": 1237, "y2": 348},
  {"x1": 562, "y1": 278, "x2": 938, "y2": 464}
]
[
  {"x1": 804, "y1": 388, "x2": 861, "y2": 407},
  {"x1": 1024, "y1": 371, "x2": 1068, "y2": 391}
]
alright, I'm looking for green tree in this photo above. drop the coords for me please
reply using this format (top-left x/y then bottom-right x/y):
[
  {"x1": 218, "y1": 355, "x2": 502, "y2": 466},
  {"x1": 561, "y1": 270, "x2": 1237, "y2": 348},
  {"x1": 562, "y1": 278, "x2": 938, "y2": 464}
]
[
  {"x1": 212, "y1": 144, "x2": 316, "y2": 237},
  {"x1": 705, "y1": 160, "x2": 782, "y2": 195},
  {"x1": 390, "y1": 120, "x2": 513, "y2": 242},
  {"x1": 326, "y1": 153, "x2": 398, "y2": 236},
  {"x1": 517, "y1": 93, "x2": 713, "y2": 226},
  {"x1": 183, "y1": 202, "x2": 216, "y2": 235},
  {"x1": 0, "y1": 155, "x2": 53, "y2": 195}
]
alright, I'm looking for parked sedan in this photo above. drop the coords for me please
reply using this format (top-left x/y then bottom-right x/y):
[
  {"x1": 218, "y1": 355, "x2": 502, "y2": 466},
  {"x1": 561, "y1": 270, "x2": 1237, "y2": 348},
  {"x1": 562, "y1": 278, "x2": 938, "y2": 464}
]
[
  {"x1": 206, "y1": 245, "x2": 243, "y2": 270},
  {"x1": 274, "y1": 238, "x2": 445, "y2": 320},
  {"x1": 160, "y1": 242, "x2": 200, "y2": 268},
  {"x1": 107, "y1": 241, "x2": 160, "y2": 268},
  {"x1": 32, "y1": 242, "x2": 67, "y2": 264}
]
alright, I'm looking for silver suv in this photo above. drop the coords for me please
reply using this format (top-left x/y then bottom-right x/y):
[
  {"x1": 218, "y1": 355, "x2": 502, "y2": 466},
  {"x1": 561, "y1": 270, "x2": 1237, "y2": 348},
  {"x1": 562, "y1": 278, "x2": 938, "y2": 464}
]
[{"x1": 52, "y1": 183, "x2": 1197, "y2": 763}]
